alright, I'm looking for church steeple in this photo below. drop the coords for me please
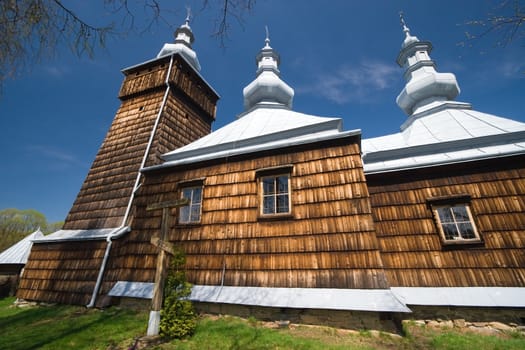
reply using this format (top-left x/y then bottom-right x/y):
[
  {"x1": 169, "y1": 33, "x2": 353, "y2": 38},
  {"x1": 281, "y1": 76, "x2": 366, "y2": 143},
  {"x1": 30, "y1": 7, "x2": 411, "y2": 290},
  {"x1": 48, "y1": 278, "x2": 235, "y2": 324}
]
[
  {"x1": 396, "y1": 13, "x2": 460, "y2": 116},
  {"x1": 242, "y1": 28, "x2": 294, "y2": 112},
  {"x1": 157, "y1": 10, "x2": 201, "y2": 71}
]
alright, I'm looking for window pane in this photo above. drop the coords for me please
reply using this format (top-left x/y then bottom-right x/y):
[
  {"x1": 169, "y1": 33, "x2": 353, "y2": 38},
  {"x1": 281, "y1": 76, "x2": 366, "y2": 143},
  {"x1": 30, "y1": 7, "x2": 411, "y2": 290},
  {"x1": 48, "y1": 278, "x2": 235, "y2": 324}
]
[
  {"x1": 437, "y1": 207, "x2": 453, "y2": 223},
  {"x1": 276, "y1": 194, "x2": 289, "y2": 213},
  {"x1": 192, "y1": 187, "x2": 202, "y2": 203},
  {"x1": 190, "y1": 205, "x2": 200, "y2": 222},
  {"x1": 277, "y1": 176, "x2": 288, "y2": 194},
  {"x1": 263, "y1": 195, "x2": 274, "y2": 213},
  {"x1": 263, "y1": 196, "x2": 274, "y2": 214},
  {"x1": 262, "y1": 178, "x2": 275, "y2": 195},
  {"x1": 458, "y1": 222, "x2": 476, "y2": 239},
  {"x1": 179, "y1": 206, "x2": 190, "y2": 223},
  {"x1": 442, "y1": 223, "x2": 459, "y2": 240},
  {"x1": 452, "y1": 205, "x2": 469, "y2": 222},
  {"x1": 182, "y1": 188, "x2": 192, "y2": 199}
]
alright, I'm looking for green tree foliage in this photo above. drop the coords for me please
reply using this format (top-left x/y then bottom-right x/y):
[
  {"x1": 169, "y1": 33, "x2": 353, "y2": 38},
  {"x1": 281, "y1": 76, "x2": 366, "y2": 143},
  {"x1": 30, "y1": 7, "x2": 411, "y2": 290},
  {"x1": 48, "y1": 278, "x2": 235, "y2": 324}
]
[
  {"x1": 0, "y1": 208, "x2": 63, "y2": 251},
  {"x1": 160, "y1": 247, "x2": 197, "y2": 339}
]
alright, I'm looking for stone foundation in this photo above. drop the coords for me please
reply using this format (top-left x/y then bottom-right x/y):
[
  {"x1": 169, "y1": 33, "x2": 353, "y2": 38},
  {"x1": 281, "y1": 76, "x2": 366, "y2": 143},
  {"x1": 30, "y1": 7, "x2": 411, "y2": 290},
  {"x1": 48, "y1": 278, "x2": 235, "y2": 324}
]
[
  {"x1": 406, "y1": 305, "x2": 525, "y2": 325},
  {"x1": 193, "y1": 302, "x2": 525, "y2": 335},
  {"x1": 112, "y1": 296, "x2": 151, "y2": 310}
]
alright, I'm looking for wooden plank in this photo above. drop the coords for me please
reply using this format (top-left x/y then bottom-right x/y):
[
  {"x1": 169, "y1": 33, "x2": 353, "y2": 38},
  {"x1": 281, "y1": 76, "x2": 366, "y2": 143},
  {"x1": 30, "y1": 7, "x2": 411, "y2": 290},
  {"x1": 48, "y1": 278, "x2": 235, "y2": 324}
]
[{"x1": 146, "y1": 198, "x2": 189, "y2": 211}]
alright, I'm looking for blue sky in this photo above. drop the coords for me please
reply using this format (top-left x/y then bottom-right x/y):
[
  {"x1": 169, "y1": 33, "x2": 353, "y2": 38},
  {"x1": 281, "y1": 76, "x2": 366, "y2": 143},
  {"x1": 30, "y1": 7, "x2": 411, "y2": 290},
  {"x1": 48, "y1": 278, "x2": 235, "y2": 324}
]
[{"x1": 1, "y1": 0, "x2": 524, "y2": 223}]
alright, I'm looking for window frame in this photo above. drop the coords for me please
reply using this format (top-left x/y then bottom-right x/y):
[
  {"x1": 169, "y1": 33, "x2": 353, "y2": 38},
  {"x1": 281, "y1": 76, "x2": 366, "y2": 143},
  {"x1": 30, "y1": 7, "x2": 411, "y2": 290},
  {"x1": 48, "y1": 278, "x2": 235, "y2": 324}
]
[
  {"x1": 177, "y1": 179, "x2": 205, "y2": 225},
  {"x1": 256, "y1": 165, "x2": 293, "y2": 219},
  {"x1": 427, "y1": 195, "x2": 482, "y2": 245}
]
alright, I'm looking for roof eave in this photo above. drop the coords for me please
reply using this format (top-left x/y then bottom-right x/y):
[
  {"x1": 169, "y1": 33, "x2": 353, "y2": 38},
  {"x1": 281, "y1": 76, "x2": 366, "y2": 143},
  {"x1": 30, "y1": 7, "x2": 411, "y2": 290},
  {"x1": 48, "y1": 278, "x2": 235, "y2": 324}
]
[
  {"x1": 364, "y1": 148, "x2": 525, "y2": 175},
  {"x1": 143, "y1": 129, "x2": 361, "y2": 172}
]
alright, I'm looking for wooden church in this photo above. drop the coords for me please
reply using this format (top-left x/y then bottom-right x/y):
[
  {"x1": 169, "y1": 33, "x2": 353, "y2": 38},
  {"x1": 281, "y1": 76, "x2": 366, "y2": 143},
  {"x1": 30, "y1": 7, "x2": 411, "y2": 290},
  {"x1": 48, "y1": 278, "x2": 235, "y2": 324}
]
[{"x1": 17, "y1": 16, "x2": 525, "y2": 329}]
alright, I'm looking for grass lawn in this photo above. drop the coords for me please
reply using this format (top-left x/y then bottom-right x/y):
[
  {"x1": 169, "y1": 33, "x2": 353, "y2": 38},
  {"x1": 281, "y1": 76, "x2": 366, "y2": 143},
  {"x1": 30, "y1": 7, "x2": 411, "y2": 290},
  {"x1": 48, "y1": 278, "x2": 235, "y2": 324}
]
[{"x1": 1, "y1": 297, "x2": 525, "y2": 349}]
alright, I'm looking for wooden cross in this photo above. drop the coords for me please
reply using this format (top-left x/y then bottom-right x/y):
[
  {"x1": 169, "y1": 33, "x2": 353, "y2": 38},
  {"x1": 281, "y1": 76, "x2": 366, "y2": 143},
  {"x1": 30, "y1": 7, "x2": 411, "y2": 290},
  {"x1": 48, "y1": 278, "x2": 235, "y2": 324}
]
[{"x1": 145, "y1": 198, "x2": 189, "y2": 336}]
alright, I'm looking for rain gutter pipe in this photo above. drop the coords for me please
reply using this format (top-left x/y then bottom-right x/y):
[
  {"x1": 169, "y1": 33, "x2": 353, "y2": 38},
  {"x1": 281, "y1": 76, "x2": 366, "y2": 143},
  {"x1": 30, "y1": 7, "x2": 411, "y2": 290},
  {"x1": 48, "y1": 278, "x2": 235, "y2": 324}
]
[{"x1": 86, "y1": 55, "x2": 175, "y2": 308}]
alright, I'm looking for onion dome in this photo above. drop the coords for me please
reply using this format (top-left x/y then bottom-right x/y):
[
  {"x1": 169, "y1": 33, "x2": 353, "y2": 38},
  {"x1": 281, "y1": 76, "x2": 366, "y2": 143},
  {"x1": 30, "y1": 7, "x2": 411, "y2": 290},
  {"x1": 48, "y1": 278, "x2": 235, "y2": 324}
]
[
  {"x1": 396, "y1": 14, "x2": 460, "y2": 116},
  {"x1": 242, "y1": 28, "x2": 294, "y2": 112},
  {"x1": 157, "y1": 12, "x2": 201, "y2": 71}
]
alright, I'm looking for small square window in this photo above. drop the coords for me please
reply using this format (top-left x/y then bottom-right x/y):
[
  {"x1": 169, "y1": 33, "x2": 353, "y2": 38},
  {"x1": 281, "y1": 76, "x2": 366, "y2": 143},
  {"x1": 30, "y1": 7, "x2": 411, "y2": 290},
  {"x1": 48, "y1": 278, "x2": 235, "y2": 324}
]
[
  {"x1": 255, "y1": 165, "x2": 293, "y2": 219},
  {"x1": 179, "y1": 186, "x2": 202, "y2": 224},
  {"x1": 261, "y1": 175, "x2": 290, "y2": 215},
  {"x1": 430, "y1": 201, "x2": 481, "y2": 244}
]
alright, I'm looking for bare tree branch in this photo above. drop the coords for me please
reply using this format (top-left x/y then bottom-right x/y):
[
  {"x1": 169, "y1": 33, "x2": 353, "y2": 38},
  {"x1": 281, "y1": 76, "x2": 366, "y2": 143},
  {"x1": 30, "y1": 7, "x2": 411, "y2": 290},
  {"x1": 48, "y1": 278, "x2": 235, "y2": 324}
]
[
  {"x1": 209, "y1": 0, "x2": 257, "y2": 47},
  {"x1": 0, "y1": 0, "x2": 257, "y2": 91},
  {"x1": 461, "y1": 0, "x2": 525, "y2": 48}
]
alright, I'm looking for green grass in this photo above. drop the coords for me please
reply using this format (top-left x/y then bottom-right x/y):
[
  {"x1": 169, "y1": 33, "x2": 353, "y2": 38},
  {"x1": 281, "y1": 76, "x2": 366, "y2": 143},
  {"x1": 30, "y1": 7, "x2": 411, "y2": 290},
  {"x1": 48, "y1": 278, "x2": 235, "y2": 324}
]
[
  {"x1": 430, "y1": 331, "x2": 525, "y2": 350},
  {"x1": 0, "y1": 297, "x2": 148, "y2": 350},
  {"x1": 1, "y1": 297, "x2": 525, "y2": 350},
  {"x1": 161, "y1": 317, "x2": 367, "y2": 350}
]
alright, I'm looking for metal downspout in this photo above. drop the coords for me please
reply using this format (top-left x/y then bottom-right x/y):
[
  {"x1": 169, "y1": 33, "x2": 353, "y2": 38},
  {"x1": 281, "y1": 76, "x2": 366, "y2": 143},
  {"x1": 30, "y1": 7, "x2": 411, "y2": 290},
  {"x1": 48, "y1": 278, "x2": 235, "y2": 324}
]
[{"x1": 86, "y1": 55, "x2": 175, "y2": 308}]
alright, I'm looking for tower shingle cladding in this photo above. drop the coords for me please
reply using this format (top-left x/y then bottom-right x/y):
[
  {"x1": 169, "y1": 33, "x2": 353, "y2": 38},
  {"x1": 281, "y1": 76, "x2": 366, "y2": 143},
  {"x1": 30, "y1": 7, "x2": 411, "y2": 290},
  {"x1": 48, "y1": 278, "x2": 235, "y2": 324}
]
[{"x1": 63, "y1": 56, "x2": 217, "y2": 230}]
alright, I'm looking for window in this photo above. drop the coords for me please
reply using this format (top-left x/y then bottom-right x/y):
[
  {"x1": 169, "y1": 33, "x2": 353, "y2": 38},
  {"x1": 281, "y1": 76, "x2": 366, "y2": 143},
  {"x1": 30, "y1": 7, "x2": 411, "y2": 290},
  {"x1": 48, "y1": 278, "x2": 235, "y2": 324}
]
[
  {"x1": 428, "y1": 196, "x2": 481, "y2": 244},
  {"x1": 261, "y1": 175, "x2": 291, "y2": 215},
  {"x1": 256, "y1": 165, "x2": 293, "y2": 218},
  {"x1": 179, "y1": 186, "x2": 202, "y2": 224}
]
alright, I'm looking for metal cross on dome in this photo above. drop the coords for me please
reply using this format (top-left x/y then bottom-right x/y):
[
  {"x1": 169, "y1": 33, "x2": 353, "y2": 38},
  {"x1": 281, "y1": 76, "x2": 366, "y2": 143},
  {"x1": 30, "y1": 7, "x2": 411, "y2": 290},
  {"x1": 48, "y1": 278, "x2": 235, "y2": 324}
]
[{"x1": 399, "y1": 11, "x2": 411, "y2": 36}]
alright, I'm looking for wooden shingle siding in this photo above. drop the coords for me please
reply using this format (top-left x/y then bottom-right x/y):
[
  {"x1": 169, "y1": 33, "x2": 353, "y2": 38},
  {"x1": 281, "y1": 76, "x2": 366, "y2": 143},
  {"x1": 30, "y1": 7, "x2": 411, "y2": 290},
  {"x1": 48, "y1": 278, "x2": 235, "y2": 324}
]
[
  {"x1": 102, "y1": 138, "x2": 390, "y2": 293},
  {"x1": 63, "y1": 92, "x2": 166, "y2": 229},
  {"x1": 63, "y1": 56, "x2": 216, "y2": 230},
  {"x1": 17, "y1": 241, "x2": 106, "y2": 305},
  {"x1": 119, "y1": 56, "x2": 217, "y2": 118},
  {"x1": 367, "y1": 155, "x2": 525, "y2": 287}
]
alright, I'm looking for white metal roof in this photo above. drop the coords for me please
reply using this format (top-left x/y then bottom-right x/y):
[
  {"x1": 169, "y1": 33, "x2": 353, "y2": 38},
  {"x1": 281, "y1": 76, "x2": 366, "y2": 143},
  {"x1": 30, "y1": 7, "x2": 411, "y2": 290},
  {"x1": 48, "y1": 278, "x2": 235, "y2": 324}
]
[
  {"x1": 33, "y1": 226, "x2": 130, "y2": 243},
  {"x1": 362, "y1": 101, "x2": 525, "y2": 173},
  {"x1": 191, "y1": 285, "x2": 411, "y2": 312},
  {"x1": 109, "y1": 281, "x2": 154, "y2": 299},
  {"x1": 391, "y1": 287, "x2": 525, "y2": 307},
  {"x1": 146, "y1": 104, "x2": 359, "y2": 170},
  {"x1": 0, "y1": 229, "x2": 43, "y2": 265},
  {"x1": 106, "y1": 282, "x2": 525, "y2": 310}
]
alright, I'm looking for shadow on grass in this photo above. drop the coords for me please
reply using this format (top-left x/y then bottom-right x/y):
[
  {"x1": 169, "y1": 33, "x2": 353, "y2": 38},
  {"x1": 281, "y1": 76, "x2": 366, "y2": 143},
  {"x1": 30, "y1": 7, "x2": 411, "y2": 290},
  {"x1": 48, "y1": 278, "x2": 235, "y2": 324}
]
[{"x1": 0, "y1": 303, "x2": 126, "y2": 350}]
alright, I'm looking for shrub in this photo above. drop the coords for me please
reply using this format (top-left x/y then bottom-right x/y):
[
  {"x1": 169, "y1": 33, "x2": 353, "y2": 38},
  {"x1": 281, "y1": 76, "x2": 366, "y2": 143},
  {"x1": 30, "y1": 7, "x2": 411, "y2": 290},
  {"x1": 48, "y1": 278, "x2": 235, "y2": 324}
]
[{"x1": 159, "y1": 247, "x2": 197, "y2": 339}]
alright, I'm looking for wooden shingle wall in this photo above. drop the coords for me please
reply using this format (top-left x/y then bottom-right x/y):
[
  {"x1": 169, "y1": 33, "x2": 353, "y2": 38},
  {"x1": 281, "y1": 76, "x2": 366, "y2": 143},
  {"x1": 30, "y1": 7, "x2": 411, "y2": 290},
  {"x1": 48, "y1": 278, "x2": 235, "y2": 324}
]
[
  {"x1": 102, "y1": 138, "x2": 390, "y2": 295},
  {"x1": 63, "y1": 55, "x2": 217, "y2": 230},
  {"x1": 367, "y1": 155, "x2": 525, "y2": 287},
  {"x1": 17, "y1": 241, "x2": 107, "y2": 305}
]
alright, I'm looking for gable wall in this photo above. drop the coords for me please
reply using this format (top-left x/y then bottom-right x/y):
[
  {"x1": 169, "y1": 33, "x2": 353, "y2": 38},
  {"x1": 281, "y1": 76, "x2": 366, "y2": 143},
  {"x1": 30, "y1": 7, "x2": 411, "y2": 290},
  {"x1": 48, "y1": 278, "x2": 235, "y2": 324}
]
[
  {"x1": 17, "y1": 240, "x2": 107, "y2": 305},
  {"x1": 367, "y1": 155, "x2": 525, "y2": 287},
  {"x1": 101, "y1": 138, "x2": 390, "y2": 296}
]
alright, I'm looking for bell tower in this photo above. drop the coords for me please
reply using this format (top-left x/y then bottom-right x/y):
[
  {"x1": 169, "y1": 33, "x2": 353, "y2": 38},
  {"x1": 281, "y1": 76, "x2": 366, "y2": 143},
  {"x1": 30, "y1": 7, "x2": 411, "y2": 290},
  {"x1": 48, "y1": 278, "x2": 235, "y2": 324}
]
[{"x1": 63, "y1": 17, "x2": 219, "y2": 230}]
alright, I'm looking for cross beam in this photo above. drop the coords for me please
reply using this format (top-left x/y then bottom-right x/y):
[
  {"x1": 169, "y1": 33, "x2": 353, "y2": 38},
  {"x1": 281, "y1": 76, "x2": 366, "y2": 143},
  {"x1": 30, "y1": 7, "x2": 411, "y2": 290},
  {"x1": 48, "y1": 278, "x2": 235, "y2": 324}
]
[{"x1": 146, "y1": 197, "x2": 189, "y2": 336}]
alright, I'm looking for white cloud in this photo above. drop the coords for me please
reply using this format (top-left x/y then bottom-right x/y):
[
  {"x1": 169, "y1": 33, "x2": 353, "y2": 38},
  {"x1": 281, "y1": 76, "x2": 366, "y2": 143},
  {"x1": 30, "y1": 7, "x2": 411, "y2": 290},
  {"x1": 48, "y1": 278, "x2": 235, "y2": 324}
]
[
  {"x1": 296, "y1": 61, "x2": 398, "y2": 104},
  {"x1": 27, "y1": 145, "x2": 88, "y2": 168},
  {"x1": 498, "y1": 59, "x2": 525, "y2": 78},
  {"x1": 43, "y1": 65, "x2": 70, "y2": 78}
]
